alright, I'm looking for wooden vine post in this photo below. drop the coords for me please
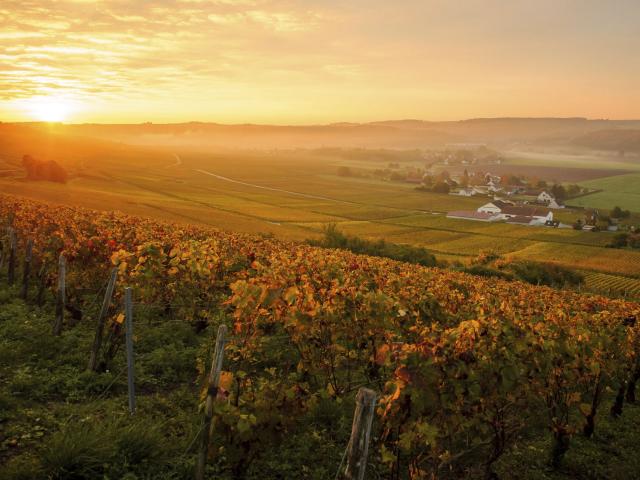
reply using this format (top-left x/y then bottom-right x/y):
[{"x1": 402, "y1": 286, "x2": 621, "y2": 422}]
[
  {"x1": 88, "y1": 268, "x2": 118, "y2": 371},
  {"x1": 7, "y1": 227, "x2": 16, "y2": 285},
  {"x1": 342, "y1": 388, "x2": 378, "y2": 480},
  {"x1": 53, "y1": 254, "x2": 66, "y2": 336},
  {"x1": 195, "y1": 324, "x2": 228, "y2": 480},
  {"x1": 20, "y1": 239, "x2": 33, "y2": 299},
  {"x1": 125, "y1": 287, "x2": 136, "y2": 415}
]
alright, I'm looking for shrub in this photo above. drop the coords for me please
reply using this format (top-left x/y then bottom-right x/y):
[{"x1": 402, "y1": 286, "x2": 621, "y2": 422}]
[
  {"x1": 509, "y1": 261, "x2": 584, "y2": 288},
  {"x1": 611, "y1": 206, "x2": 631, "y2": 219},
  {"x1": 465, "y1": 264, "x2": 514, "y2": 281},
  {"x1": 608, "y1": 233, "x2": 630, "y2": 248},
  {"x1": 431, "y1": 181, "x2": 450, "y2": 193},
  {"x1": 309, "y1": 224, "x2": 436, "y2": 267}
]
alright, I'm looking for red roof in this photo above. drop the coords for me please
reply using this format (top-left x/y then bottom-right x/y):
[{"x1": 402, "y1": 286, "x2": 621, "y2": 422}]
[
  {"x1": 501, "y1": 206, "x2": 551, "y2": 217},
  {"x1": 447, "y1": 210, "x2": 496, "y2": 220}
]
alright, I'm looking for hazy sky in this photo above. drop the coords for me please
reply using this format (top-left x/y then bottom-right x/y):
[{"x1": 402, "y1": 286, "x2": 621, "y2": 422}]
[{"x1": 1, "y1": 0, "x2": 639, "y2": 123}]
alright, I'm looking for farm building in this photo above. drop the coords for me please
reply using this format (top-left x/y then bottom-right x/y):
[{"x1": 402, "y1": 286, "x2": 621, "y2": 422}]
[
  {"x1": 537, "y1": 191, "x2": 564, "y2": 209},
  {"x1": 475, "y1": 202, "x2": 553, "y2": 226},
  {"x1": 498, "y1": 206, "x2": 554, "y2": 225},
  {"x1": 447, "y1": 211, "x2": 497, "y2": 222},
  {"x1": 477, "y1": 200, "x2": 513, "y2": 215},
  {"x1": 537, "y1": 191, "x2": 555, "y2": 203},
  {"x1": 451, "y1": 187, "x2": 476, "y2": 196}
]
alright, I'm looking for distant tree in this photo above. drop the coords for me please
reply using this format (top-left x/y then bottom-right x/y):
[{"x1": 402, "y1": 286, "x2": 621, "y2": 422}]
[
  {"x1": 438, "y1": 170, "x2": 451, "y2": 182},
  {"x1": 550, "y1": 184, "x2": 567, "y2": 201},
  {"x1": 432, "y1": 181, "x2": 450, "y2": 194},
  {"x1": 507, "y1": 174, "x2": 523, "y2": 186},
  {"x1": 536, "y1": 179, "x2": 548, "y2": 189},
  {"x1": 422, "y1": 174, "x2": 434, "y2": 188},
  {"x1": 461, "y1": 169, "x2": 470, "y2": 187},
  {"x1": 22, "y1": 154, "x2": 68, "y2": 183},
  {"x1": 611, "y1": 206, "x2": 631, "y2": 219},
  {"x1": 608, "y1": 233, "x2": 629, "y2": 248},
  {"x1": 566, "y1": 184, "x2": 581, "y2": 197}
]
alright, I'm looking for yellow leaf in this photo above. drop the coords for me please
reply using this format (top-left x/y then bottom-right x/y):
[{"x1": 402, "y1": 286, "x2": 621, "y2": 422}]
[
  {"x1": 219, "y1": 371, "x2": 234, "y2": 391},
  {"x1": 115, "y1": 313, "x2": 125, "y2": 324}
]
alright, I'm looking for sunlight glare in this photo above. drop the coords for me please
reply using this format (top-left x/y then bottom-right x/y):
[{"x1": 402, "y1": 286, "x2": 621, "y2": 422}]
[{"x1": 25, "y1": 97, "x2": 74, "y2": 122}]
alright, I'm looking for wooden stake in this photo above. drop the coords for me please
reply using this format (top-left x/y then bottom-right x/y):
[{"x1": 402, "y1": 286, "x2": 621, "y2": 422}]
[
  {"x1": 125, "y1": 287, "x2": 136, "y2": 415},
  {"x1": 35, "y1": 259, "x2": 47, "y2": 306},
  {"x1": 343, "y1": 388, "x2": 378, "y2": 480},
  {"x1": 53, "y1": 254, "x2": 65, "y2": 336},
  {"x1": 20, "y1": 239, "x2": 33, "y2": 300},
  {"x1": 195, "y1": 324, "x2": 228, "y2": 480},
  {"x1": 7, "y1": 228, "x2": 16, "y2": 285},
  {"x1": 88, "y1": 268, "x2": 118, "y2": 371}
]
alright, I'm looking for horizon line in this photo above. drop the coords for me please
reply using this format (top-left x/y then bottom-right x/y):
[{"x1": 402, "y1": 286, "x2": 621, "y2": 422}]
[{"x1": 3, "y1": 116, "x2": 640, "y2": 127}]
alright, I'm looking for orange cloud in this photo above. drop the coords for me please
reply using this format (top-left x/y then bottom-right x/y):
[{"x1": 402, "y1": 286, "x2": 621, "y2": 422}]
[{"x1": 0, "y1": 1, "x2": 639, "y2": 123}]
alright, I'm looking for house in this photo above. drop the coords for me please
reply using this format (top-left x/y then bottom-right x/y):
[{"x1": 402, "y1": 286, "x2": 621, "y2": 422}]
[
  {"x1": 547, "y1": 198, "x2": 564, "y2": 209},
  {"x1": 471, "y1": 186, "x2": 489, "y2": 195},
  {"x1": 498, "y1": 206, "x2": 554, "y2": 225},
  {"x1": 447, "y1": 211, "x2": 497, "y2": 222},
  {"x1": 477, "y1": 200, "x2": 513, "y2": 215},
  {"x1": 477, "y1": 201, "x2": 553, "y2": 226},
  {"x1": 451, "y1": 188, "x2": 476, "y2": 197},
  {"x1": 537, "y1": 191, "x2": 564, "y2": 209},
  {"x1": 537, "y1": 191, "x2": 555, "y2": 203}
]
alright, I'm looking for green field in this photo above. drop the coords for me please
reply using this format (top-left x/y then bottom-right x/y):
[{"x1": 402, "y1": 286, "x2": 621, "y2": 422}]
[{"x1": 568, "y1": 173, "x2": 640, "y2": 212}]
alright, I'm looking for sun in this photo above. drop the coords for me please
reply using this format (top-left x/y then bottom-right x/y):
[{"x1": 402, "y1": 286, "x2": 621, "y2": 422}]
[{"x1": 26, "y1": 97, "x2": 73, "y2": 122}]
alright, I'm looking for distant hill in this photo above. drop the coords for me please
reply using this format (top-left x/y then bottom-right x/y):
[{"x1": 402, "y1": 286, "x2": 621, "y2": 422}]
[
  {"x1": 572, "y1": 129, "x2": 640, "y2": 153},
  {"x1": 3, "y1": 118, "x2": 640, "y2": 150}
]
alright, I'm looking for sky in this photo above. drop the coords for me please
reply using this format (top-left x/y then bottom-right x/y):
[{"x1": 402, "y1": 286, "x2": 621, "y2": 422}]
[{"x1": 1, "y1": 0, "x2": 639, "y2": 124}]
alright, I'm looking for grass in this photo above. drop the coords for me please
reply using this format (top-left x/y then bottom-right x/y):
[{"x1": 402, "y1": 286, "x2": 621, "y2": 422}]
[
  {"x1": 571, "y1": 173, "x2": 640, "y2": 212},
  {"x1": 2, "y1": 276, "x2": 640, "y2": 479}
]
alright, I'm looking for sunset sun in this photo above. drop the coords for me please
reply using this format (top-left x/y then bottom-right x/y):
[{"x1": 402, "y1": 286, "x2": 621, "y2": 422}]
[{"x1": 26, "y1": 97, "x2": 73, "y2": 122}]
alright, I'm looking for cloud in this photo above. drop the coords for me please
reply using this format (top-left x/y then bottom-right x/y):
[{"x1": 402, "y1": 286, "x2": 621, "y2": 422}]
[
  {"x1": 0, "y1": 0, "x2": 334, "y2": 106},
  {"x1": 2, "y1": 0, "x2": 639, "y2": 122}
]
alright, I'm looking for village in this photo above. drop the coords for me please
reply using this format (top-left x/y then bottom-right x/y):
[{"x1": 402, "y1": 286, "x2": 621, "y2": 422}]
[
  {"x1": 446, "y1": 172, "x2": 564, "y2": 227},
  {"x1": 441, "y1": 172, "x2": 624, "y2": 231}
]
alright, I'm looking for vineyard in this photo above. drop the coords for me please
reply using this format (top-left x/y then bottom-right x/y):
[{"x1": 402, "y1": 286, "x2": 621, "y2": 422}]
[
  {"x1": 1, "y1": 192, "x2": 640, "y2": 479},
  {"x1": 583, "y1": 271, "x2": 640, "y2": 300}
]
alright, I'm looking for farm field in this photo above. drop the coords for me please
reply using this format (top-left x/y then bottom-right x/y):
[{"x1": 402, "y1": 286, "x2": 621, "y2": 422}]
[
  {"x1": 504, "y1": 148, "x2": 640, "y2": 172},
  {"x1": 1, "y1": 144, "x2": 640, "y2": 277},
  {"x1": 570, "y1": 173, "x2": 640, "y2": 212},
  {"x1": 582, "y1": 271, "x2": 640, "y2": 300}
]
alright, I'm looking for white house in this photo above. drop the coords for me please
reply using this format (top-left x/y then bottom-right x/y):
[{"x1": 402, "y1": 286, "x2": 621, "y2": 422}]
[
  {"x1": 476, "y1": 201, "x2": 553, "y2": 226},
  {"x1": 498, "y1": 206, "x2": 554, "y2": 225},
  {"x1": 537, "y1": 191, "x2": 555, "y2": 203},
  {"x1": 453, "y1": 187, "x2": 475, "y2": 197},
  {"x1": 547, "y1": 198, "x2": 564, "y2": 209},
  {"x1": 477, "y1": 200, "x2": 512, "y2": 215}
]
